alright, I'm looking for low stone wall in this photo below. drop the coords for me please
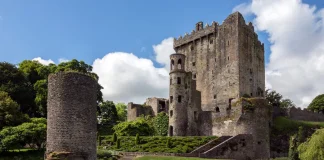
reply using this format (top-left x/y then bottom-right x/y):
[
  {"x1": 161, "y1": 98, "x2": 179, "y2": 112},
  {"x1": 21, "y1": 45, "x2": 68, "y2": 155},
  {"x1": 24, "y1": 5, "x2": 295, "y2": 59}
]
[
  {"x1": 288, "y1": 107, "x2": 324, "y2": 122},
  {"x1": 114, "y1": 151, "x2": 195, "y2": 158}
]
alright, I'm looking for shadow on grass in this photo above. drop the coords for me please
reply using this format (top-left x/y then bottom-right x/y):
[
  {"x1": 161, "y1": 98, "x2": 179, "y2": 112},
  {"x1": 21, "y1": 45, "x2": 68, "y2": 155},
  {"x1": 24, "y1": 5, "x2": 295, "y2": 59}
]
[{"x1": 0, "y1": 149, "x2": 44, "y2": 160}]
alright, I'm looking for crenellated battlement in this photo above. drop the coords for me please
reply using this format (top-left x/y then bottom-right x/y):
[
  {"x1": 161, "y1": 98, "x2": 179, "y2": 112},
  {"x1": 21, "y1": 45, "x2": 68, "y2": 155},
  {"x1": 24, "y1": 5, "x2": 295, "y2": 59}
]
[{"x1": 174, "y1": 21, "x2": 218, "y2": 48}]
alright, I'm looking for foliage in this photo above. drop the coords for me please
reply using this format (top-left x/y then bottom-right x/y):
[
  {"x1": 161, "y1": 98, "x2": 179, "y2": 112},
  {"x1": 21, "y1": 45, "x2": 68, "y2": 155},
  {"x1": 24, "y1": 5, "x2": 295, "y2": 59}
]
[
  {"x1": 0, "y1": 118, "x2": 46, "y2": 152},
  {"x1": 99, "y1": 101, "x2": 118, "y2": 126},
  {"x1": 116, "y1": 139, "x2": 121, "y2": 149},
  {"x1": 0, "y1": 62, "x2": 36, "y2": 116},
  {"x1": 113, "y1": 133, "x2": 117, "y2": 142},
  {"x1": 135, "y1": 133, "x2": 140, "y2": 145},
  {"x1": 112, "y1": 116, "x2": 155, "y2": 136},
  {"x1": 115, "y1": 103, "x2": 127, "y2": 122},
  {"x1": 307, "y1": 94, "x2": 324, "y2": 114},
  {"x1": 99, "y1": 136, "x2": 216, "y2": 153},
  {"x1": 297, "y1": 128, "x2": 324, "y2": 160},
  {"x1": 265, "y1": 89, "x2": 295, "y2": 109},
  {"x1": 97, "y1": 149, "x2": 119, "y2": 160},
  {"x1": 0, "y1": 91, "x2": 30, "y2": 129},
  {"x1": 289, "y1": 127, "x2": 308, "y2": 160},
  {"x1": 33, "y1": 79, "x2": 48, "y2": 117},
  {"x1": 166, "y1": 138, "x2": 171, "y2": 148},
  {"x1": 153, "y1": 112, "x2": 169, "y2": 136},
  {"x1": 273, "y1": 117, "x2": 324, "y2": 134}
]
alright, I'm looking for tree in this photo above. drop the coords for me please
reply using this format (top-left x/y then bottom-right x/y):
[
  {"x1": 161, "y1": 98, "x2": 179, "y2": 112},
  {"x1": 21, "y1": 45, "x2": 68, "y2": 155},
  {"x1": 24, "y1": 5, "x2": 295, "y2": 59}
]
[
  {"x1": 99, "y1": 101, "x2": 118, "y2": 126},
  {"x1": 298, "y1": 128, "x2": 324, "y2": 160},
  {"x1": 265, "y1": 89, "x2": 295, "y2": 109},
  {"x1": 0, "y1": 62, "x2": 36, "y2": 116},
  {"x1": 307, "y1": 94, "x2": 324, "y2": 114},
  {"x1": 0, "y1": 91, "x2": 29, "y2": 129},
  {"x1": 116, "y1": 103, "x2": 127, "y2": 122},
  {"x1": 153, "y1": 112, "x2": 169, "y2": 136},
  {"x1": 34, "y1": 79, "x2": 48, "y2": 117},
  {"x1": 0, "y1": 118, "x2": 46, "y2": 151},
  {"x1": 113, "y1": 116, "x2": 155, "y2": 136}
]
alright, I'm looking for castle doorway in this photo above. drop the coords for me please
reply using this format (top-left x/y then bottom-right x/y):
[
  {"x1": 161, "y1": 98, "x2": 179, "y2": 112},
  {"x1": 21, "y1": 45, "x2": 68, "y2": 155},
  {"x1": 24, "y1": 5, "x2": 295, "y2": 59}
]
[{"x1": 169, "y1": 126, "x2": 173, "y2": 136}]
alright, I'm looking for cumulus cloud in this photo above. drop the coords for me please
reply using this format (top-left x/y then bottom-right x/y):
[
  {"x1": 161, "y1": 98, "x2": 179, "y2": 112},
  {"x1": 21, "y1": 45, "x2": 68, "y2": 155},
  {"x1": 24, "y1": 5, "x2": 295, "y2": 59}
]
[
  {"x1": 32, "y1": 57, "x2": 55, "y2": 65},
  {"x1": 92, "y1": 37, "x2": 175, "y2": 104},
  {"x1": 153, "y1": 37, "x2": 175, "y2": 71},
  {"x1": 58, "y1": 58, "x2": 69, "y2": 63},
  {"x1": 233, "y1": 0, "x2": 324, "y2": 108}
]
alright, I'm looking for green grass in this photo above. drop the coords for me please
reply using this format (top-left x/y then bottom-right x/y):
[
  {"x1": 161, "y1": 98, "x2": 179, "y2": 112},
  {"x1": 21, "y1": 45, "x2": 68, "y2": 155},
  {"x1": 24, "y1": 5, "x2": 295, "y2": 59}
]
[
  {"x1": 0, "y1": 149, "x2": 44, "y2": 160},
  {"x1": 135, "y1": 156, "x2": 222, "y2": 160},
  {"x1": 99, "y1": 136, "x2": 217, "y2": 153},
  {"x1": 273, "y1": 116, "x2": 324, "y2": 134}
]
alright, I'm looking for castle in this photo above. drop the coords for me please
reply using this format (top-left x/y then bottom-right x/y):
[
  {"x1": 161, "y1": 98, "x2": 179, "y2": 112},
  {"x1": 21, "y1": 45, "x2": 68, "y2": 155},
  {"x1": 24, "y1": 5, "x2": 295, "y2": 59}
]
[{"x1": 127, "y1": 12, "x2": 271, "y2": 159}]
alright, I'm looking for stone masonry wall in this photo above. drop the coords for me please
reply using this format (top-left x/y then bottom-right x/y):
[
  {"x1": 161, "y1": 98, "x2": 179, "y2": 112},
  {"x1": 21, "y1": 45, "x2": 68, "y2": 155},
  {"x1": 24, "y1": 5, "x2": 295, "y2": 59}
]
[
  {"x1": 46, "y1": 72, "x2": 97, "y2": 160},
  {"x1": 287, "y1": 107, "x2": 324, "y2": 121}
]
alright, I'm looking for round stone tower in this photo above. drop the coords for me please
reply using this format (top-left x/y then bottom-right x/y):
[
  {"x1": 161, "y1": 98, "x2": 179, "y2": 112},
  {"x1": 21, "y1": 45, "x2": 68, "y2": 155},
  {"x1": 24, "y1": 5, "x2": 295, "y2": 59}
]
[
  {"x1": 46, "y1": 72, "x2": 98, "y2": 160},
  {"x1": 168, "y1": 53, "x2": 188, "y2": 136}
]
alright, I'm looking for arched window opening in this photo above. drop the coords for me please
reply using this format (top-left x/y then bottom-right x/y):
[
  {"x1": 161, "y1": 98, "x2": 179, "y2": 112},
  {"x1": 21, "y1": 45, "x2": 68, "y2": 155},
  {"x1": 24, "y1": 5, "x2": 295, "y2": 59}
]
[
  {"x1": 178, "y1": 95, "x2": 182, "y2": 103},
  {"x1": 214, "y1": 95, "x2": 216, "y2": 99},
  {"x1": 177, "y1": 77, "x2": 181, "y2": 84},
  {"x1": 170, "y1": 78, "x2": 172, "y2": 85},
  {"x1": 194, "y1": 111, "x2": 198, "y2": 121},
  {"x1": 177, "y1": 59, "x2": 182, "y2": 69},
  {"x1": 185, "y1": 84, "x2": 188, "y2": 89},
  {"x1": 171, "y1": 60, "x2": 175, "y2": 70},
  {"x1": 170, "y1": 110, "x2": 173, "y2": 117},
  {"x1": 170, "y1": 96, "x2": 173, "y2": 103},
  {"x1": 215, "y1": 107, "x2": 220, "y2": 113}
]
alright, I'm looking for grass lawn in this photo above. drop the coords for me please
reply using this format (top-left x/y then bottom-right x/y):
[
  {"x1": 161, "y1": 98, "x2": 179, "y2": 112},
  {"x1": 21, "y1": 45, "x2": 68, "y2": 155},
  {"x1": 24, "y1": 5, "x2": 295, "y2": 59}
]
[
  {"x1": 135, "y1": 156, "x2": 223, "y2": 160},
  {"x1": 0, "y1": 149, "x2": 44, "y2": 160},
  {"x1": 273, "y1": 116, "x2": 324, "y2": 134},
  {"x1": 100, "y1": 136, "x2": 217, "y2": 153}
]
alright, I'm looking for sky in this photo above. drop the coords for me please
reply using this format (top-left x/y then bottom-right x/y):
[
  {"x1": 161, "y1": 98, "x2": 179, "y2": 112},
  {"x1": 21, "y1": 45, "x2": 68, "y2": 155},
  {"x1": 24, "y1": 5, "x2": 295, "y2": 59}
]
[{"x1": 1, "y1": 0, "x2": 324, "y2": 108}]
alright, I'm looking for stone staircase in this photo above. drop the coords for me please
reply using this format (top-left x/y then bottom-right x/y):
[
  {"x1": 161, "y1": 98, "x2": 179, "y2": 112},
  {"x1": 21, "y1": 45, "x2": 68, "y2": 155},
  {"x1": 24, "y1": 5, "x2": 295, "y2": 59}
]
[
  {"x1": 190, "y1": 136, "x2": 232, "y2": 156},
  {"x1": 200, "y1": 134, "x2": 254, "y2": 160}
]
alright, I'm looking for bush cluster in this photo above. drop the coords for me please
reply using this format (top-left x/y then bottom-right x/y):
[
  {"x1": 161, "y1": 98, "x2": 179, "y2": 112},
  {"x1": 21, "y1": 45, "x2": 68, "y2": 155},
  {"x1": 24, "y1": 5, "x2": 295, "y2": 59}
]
[{"x1": 98, "y1": 135, "x2": 216, "y2": 153}]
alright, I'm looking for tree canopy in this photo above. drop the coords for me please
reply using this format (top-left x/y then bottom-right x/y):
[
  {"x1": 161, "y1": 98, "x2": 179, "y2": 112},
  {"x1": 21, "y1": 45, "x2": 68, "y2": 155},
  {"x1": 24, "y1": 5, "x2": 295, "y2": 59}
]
[
  {"x1": 265, "y1": 89, "x2": 295, "y2": 109},
  {"x1": 307, "y1": 94, "x2": 324, "y2": 114}
]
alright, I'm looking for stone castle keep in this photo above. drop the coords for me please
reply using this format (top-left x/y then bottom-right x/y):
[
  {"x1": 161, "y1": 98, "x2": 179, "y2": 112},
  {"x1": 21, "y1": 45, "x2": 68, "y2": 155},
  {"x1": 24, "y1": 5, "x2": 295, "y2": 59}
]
[{"x1": 128, "y1": 12, "x2": 271, "y2": 159}]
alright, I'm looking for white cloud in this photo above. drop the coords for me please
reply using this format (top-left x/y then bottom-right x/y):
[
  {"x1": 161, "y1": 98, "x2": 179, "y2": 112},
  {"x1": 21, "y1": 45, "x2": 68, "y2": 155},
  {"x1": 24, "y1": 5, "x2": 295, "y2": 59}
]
[
  {"x1": 153, "y1": 37, "x2": 175, "y2": 71},
  {"x1": 92, "y1": 38, "x2": 175, "y2": 104},
  {"x1": 233, "y1": 0, "x2": 324, "y2": 108},
  {"x1": 232, "y1": 3, "x2": 252, "y2": 16},
  {"x1": 58, "y1": 58, "x2": 69, "y2": 63},
  {"x1": 32, "y1": 57, "x2": 55, "y2": 65}
]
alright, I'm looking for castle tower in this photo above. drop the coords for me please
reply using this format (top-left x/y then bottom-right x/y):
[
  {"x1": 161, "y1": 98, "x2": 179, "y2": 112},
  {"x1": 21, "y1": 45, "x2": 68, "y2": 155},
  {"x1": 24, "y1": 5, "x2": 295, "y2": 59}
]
[
  {"x1": 168, "y1": 53, "x2": 189, "y2": 136},
  {"x1": 46, "y1": 72, "x2": 97, "y2": 160}
]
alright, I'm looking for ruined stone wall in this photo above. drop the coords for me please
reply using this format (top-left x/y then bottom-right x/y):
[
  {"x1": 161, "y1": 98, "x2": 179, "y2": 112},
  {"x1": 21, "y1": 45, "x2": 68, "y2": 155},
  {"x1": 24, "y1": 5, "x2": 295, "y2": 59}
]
[
  {"x1": 206, "y1": 98, "x2": 271, "y2": 159},
  {"x1": 287, "y1": 107, "x2": 324, "y2": 121},
  {"x1": 145, "y1": 98, "x2": 169, "y2": 116},
  {"x1": 127, "y1": 102, "x2": 154, "y2": 121},
  {"x1": 46, "y1": 72, "x2": 97, "y2": 160}
]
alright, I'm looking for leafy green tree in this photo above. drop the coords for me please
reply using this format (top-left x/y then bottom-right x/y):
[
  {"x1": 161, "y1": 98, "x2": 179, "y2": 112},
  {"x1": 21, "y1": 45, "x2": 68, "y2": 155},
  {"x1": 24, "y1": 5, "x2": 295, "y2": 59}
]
[
  {"x1": 0, "y1": 62, "x2": 35, "y2": 116},
  {"x1": 0, "y1": 91, "x2": 29, "y2": 129},
  {"x1": 0, "y1": 118, "x2": 46, "y2": 151},
  {"x1": 265, "y1": 89, "x2": 295, "y2": 109},
  {"x1": 153, "y1": 112, "x2": 169, "y2": 136},
  {"x1": 18, "y1": 60, "x2": 46, "y2": 84},
  {"x1": 99, "y1": 101, "x2": 118, "y2": 126},
  {"x1": 307, "y1": 94, "x2": 324, "y2": 114},
  {"x1": 34, "y1": 79, "x2": 48, "y2": 117},
  {"x1": 298, "y1": 128, "x2": 324, "y2": 160},
  {"x1": 116, "y1": 103, "x2": 127, "y2": 122}
]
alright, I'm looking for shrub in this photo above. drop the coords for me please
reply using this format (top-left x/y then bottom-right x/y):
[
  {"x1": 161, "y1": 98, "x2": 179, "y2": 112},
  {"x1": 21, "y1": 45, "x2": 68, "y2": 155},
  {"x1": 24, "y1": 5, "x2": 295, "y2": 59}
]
[
  {"x1": 112, "y1": 133, "x2": 117, "y2": 142},
  {"x1": 113, "y1": 117, "x2": 155, "y2": 136},
  {"x1": 298, "y1": 128, "x2": 324, "y2": 160},
  {"x1": 116, "y1": 139, "x2": 121, "y2": 149},
  {"x1": 135, "y1": 133, "x2": 140, "y2": 145}
]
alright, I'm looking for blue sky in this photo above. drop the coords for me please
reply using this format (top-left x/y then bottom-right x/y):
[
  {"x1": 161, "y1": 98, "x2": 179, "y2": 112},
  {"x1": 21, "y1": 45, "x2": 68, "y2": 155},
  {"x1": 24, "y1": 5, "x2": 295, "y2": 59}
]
[
  {"x1": 0, "y1": 0, "x2": 261, "y2": 65},
  {"x1": 1, "y1": 0, "x2": 324, "y2": 107}
]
